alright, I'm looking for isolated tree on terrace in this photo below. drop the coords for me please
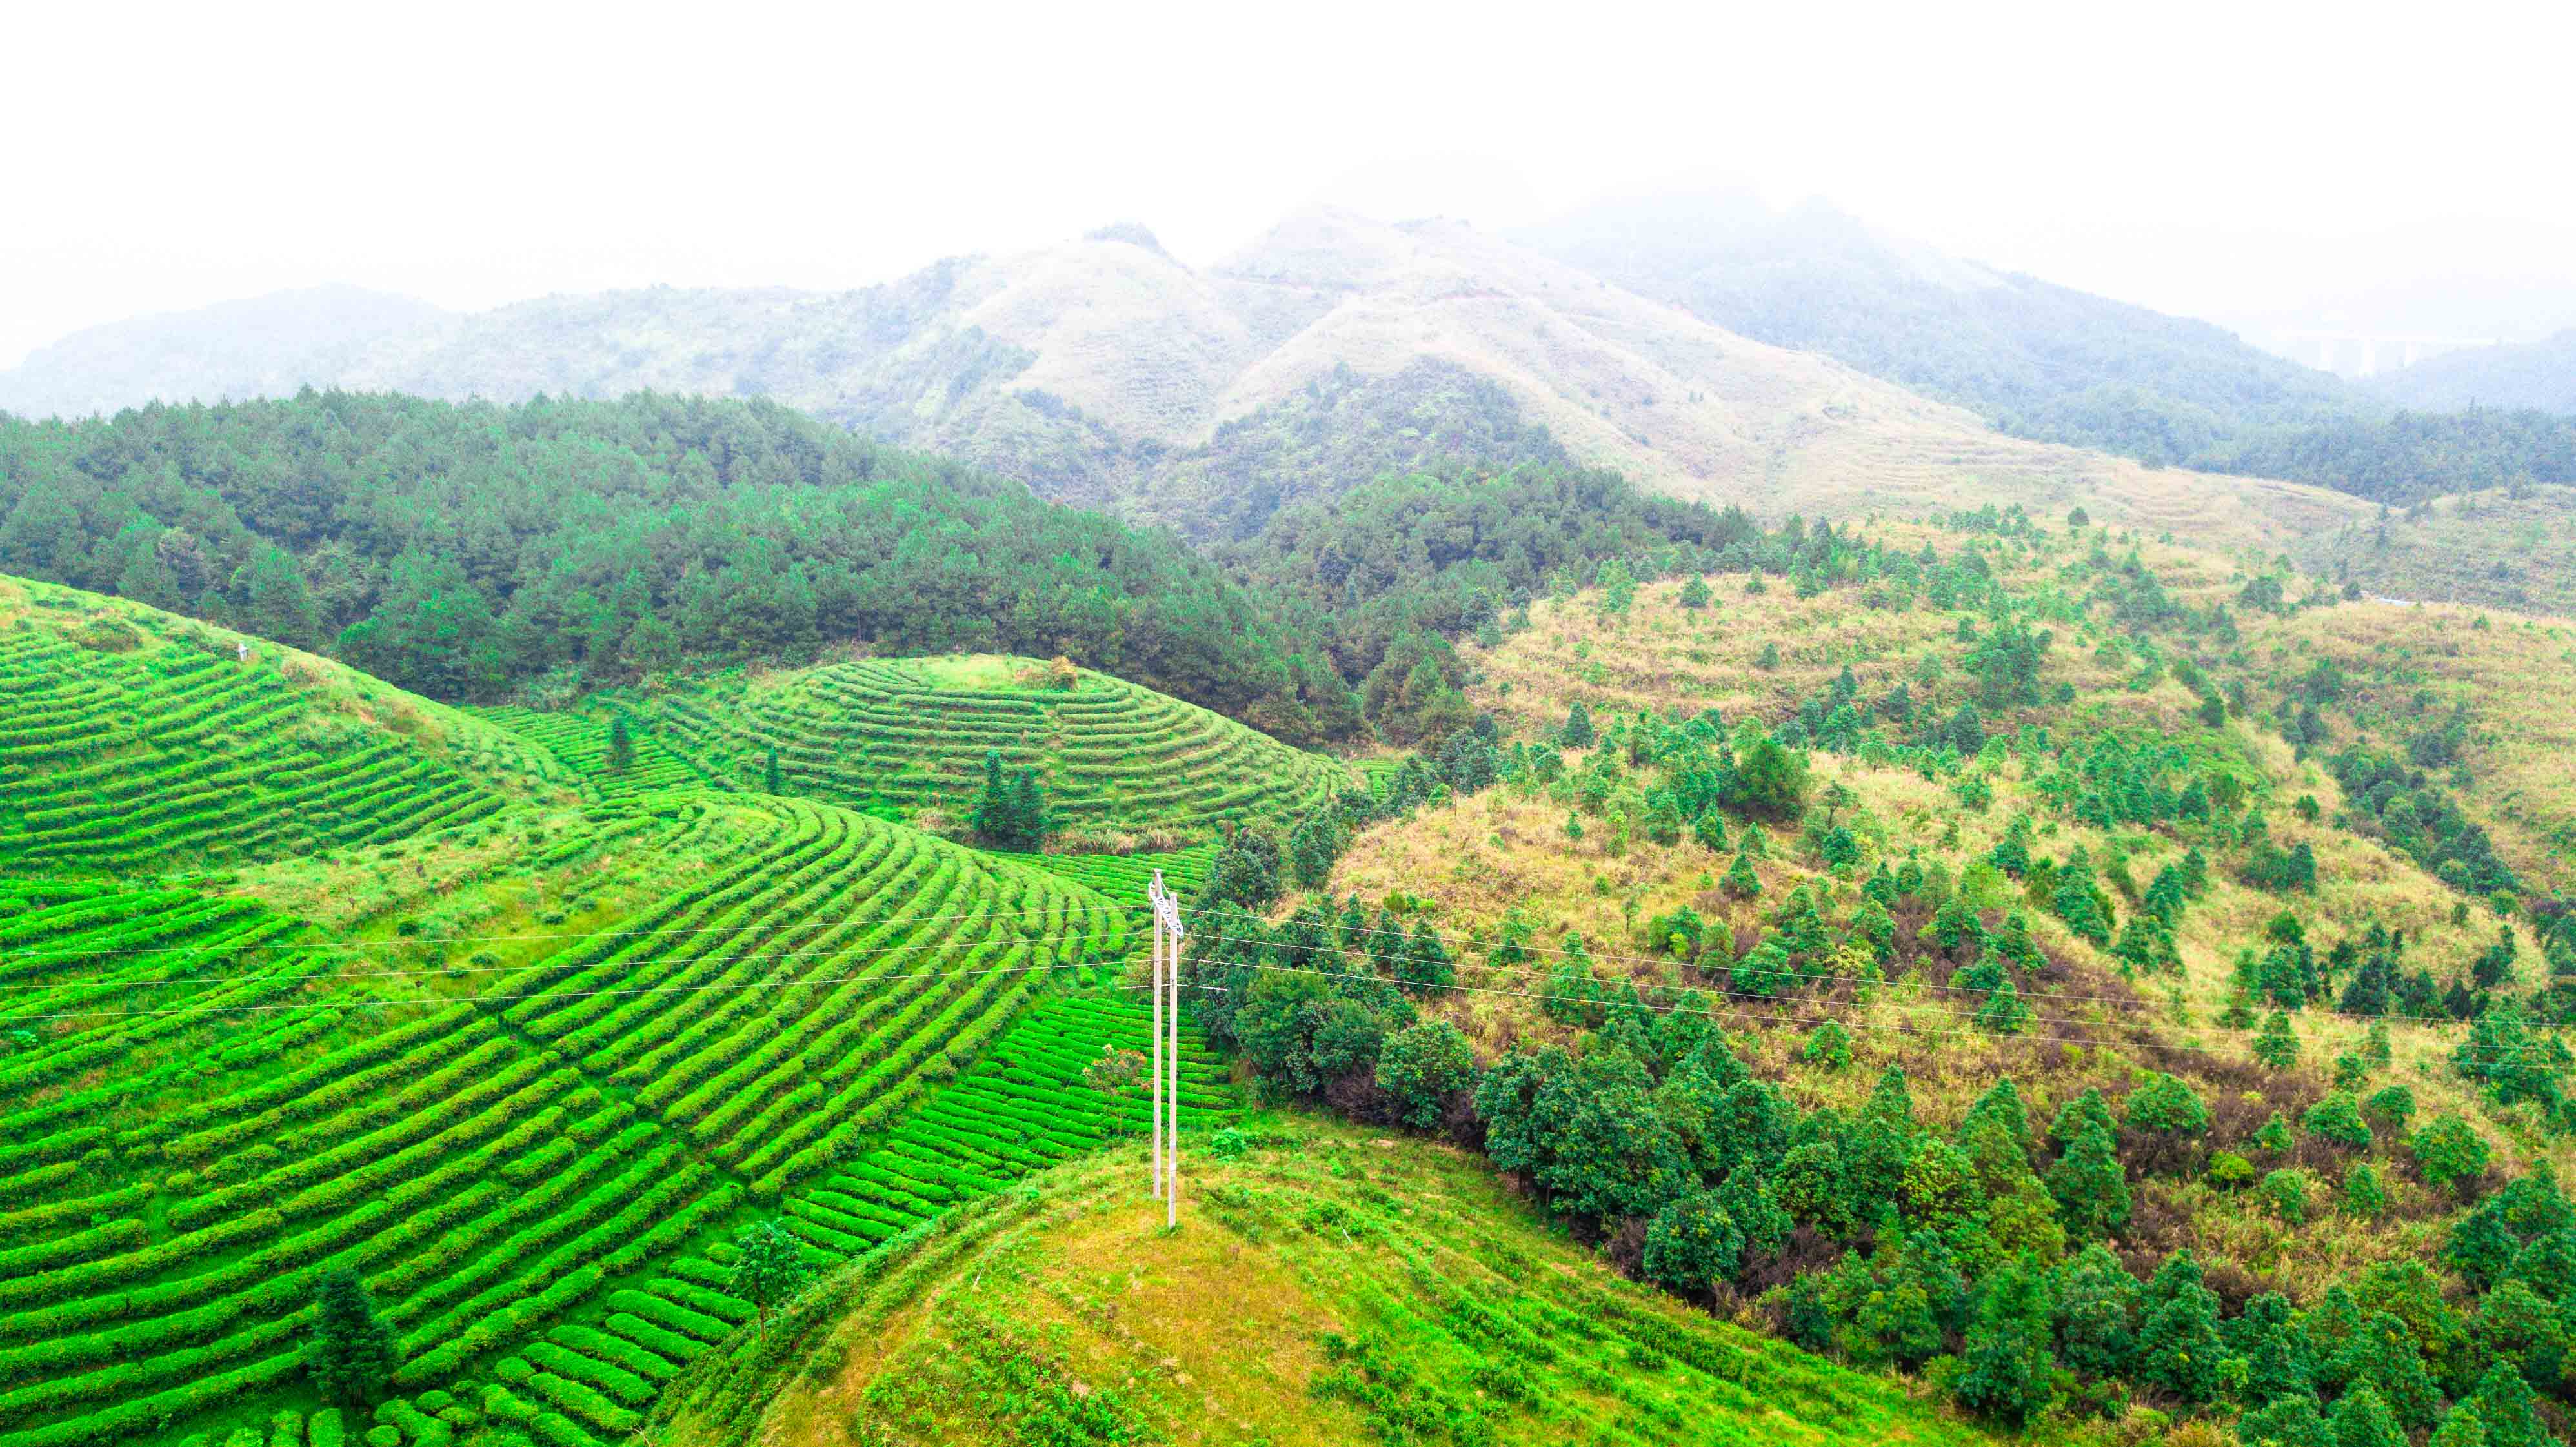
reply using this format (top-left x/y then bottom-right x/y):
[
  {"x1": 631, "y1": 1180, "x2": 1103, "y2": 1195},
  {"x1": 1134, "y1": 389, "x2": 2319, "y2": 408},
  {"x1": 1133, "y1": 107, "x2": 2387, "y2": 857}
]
[
  {"x1": 308, "y1": 1268, "x2": 401, "y2": 1406},
  {"x1": 1006, "y1": 765, "x2": 1049, "y2": 845},
  {"x1": 606, "y1": 713, "x2": 634, "y2": 772},
  {"x1": 729, "y1": 1220, "x2": 809, "y2": 1340},
  {"x1": 969, "y1": 750, "x2": 1045, "y2": 847}
]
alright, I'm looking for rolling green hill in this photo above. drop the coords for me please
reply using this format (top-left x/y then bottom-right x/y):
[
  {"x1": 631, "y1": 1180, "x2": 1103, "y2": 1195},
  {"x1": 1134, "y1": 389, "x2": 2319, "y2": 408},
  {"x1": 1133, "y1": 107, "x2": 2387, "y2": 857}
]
[
  {"x1": 0, "y1": 392, "x2": 1353, "y2": 741},
  {"x1": 652, "y1": 1111, "x2": 2000, "y2": 1447},
  {"x1": 621, "y1": 654, "x2": 1355, "y2": 842},
  {"x1": 0, "y1": 576, "x2": 567, "y2": 875}
]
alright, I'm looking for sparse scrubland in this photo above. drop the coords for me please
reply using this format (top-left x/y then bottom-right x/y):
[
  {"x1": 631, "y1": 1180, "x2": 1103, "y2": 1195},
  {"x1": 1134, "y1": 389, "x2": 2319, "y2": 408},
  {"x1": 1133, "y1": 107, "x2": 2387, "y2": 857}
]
[{"x1": 1173, "y1": 503, "x2": 2576, "y2": 1446}]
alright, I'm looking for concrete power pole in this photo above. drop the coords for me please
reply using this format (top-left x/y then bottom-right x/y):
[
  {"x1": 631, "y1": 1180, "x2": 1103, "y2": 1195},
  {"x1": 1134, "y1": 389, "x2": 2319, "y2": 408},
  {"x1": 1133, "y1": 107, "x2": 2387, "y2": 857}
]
[
  {"x1": 1149, "y1": 883, "x2": 1163, "y2": 1200},
  {"x1": 1147, "y1": 871, "x2": 1185, "y2": 1228}
]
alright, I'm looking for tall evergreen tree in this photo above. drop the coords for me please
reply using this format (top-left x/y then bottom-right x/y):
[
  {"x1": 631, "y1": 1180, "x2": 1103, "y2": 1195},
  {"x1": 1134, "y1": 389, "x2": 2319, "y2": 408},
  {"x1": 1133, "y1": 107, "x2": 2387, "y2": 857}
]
[
  {"x1": 307, "y1": 1269, "x2": 401, "y2": 1407},
  {"x1": 1005, "y1": 766, "x2": 1049, "y2": 845},
  {"x1": 1952, "y1": 1262, "x2": 2058, "y2": 1423},
  {"x1": 606, "y1": 714, "x2": 634, "y2": 772}
]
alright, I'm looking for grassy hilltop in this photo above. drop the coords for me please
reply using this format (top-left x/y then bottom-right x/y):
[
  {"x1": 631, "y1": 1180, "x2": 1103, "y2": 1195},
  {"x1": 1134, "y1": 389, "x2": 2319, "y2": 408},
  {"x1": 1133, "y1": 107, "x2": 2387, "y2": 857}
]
[{"x1": 653, "y1": 1111, "x2": 1998, "y2": 1447}]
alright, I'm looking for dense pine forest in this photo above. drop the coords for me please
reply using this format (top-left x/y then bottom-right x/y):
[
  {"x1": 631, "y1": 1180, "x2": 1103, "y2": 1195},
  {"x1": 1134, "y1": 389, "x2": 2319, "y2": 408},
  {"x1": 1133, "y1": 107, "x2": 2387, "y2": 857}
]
[{"x1": 0, "y1": 392, "x2": 1354, "y2": 737}]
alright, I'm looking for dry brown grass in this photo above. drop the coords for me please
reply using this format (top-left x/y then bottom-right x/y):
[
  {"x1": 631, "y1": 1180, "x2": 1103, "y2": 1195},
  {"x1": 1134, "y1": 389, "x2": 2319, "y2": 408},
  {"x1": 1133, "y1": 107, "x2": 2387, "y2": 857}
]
[
  {"x1": 1345, "y1": 563, "x2": 2576, "y2": 1195},
  {"x1": 2248, "y1": 599, "x2": 2576, "y2": 893}
]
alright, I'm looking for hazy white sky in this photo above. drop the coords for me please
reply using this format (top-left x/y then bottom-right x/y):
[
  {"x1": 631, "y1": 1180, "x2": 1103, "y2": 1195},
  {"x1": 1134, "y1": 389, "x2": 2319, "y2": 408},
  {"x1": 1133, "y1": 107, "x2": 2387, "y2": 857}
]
[{"x1": 7, "y1": 0, "x2": 2572, "y2": 365}]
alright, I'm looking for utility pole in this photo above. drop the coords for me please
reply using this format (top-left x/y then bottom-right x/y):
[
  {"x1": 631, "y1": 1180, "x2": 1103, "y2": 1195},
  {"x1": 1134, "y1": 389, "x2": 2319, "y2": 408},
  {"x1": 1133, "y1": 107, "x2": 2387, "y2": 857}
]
[
  {"x1": 1149, "y1": 879, "x2": 1163, "y2": 1200},
  {"x1": 1147, "y1": 870, "x2": 1185, "y2": 1227}
]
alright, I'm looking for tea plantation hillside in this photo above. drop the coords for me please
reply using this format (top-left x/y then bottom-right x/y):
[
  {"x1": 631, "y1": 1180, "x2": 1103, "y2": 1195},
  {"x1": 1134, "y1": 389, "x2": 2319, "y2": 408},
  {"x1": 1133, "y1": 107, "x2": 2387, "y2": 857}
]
[
  {"x1": 619, "y1": 654, "x2": 1354, "y2": 840},
  {"x1": 0, "y1": 577, "x2": 571, "y2": 875},
  {"x1": 0, "y1": 759, "x2": 1172, "y2": 1447},
  {"x1": 650, "y1": 1111, "x2": 2002, "y2": 1447}
]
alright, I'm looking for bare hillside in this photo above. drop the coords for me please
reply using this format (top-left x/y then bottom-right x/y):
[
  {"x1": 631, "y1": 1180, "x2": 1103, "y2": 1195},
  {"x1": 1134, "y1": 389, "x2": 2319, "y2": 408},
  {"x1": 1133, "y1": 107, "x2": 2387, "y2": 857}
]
[{"x1": 3, "y1": 213, "x2": 2372, "y2": 551}]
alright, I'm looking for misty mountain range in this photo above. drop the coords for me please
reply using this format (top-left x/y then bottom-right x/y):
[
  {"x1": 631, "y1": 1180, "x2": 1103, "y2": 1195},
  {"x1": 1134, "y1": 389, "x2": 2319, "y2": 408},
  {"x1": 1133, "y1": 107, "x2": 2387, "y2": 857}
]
[{"x1": 3, "y1": 192, "x2": 2570, "y2": 548}]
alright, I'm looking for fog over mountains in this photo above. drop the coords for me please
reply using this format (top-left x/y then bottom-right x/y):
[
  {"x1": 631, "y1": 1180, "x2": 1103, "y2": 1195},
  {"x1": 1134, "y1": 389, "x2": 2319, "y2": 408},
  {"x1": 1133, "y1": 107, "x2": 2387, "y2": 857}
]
[{"x1": 5, "y1": 201, "x2": 2390, "y2": 555}]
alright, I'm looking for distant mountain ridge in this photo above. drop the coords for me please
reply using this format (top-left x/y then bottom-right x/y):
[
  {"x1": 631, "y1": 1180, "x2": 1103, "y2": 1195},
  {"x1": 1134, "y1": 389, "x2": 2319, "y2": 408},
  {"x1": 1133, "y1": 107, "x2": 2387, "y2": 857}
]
[
  {"x1": 0, "y1": 284, "x2": 447, "y2": 420},
  {"x1": 1514, "y1": 190, "x2": 2358, "y2": 461},
  {"x1": 0, "y1": 207, "x2": 2370, "y2": 557},
  {"x1": 2370, "y1": 329, "x2": 2576, "y2": 414}
]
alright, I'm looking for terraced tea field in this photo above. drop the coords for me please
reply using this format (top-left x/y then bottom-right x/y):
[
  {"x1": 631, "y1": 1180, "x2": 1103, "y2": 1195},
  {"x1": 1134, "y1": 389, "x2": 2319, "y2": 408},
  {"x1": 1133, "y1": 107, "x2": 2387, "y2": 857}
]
[
  {"x1": 1014, "y1": 844, "x2": 1213, "y2": 907},
  {"x1": 0, "y1": 585, "x2": 565, "y2": 875},
  {"x1": 466, "y1": 707, "x2": 704, "y2": 803},
  {"x1": 125, "y1": 994, "x2": 1229, "y2": 1447},
  {"x1": 0, "y1": 793, "x2": 1160, "y2": 1447},
  {"x1": 634, "y1": 654, "x2": 1351, "y2": 836}
]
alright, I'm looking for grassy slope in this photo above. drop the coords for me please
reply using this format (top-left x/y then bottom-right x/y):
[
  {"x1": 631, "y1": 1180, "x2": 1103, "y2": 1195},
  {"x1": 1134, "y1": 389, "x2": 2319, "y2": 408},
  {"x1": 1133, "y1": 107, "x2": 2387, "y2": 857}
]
[
  {"x1": 1330, "y1": 552, "x2": 2569, "y2": 1300},
  {"x1": 2247, "y1": 595, "x2": 2576, "y2": 895},
  {"x1": 654, "y1": 1111, "x2": 2000, "y2": 1447},
  {"x1": 2289, "y1": 484, "x2": 2576, "y2": 617}
]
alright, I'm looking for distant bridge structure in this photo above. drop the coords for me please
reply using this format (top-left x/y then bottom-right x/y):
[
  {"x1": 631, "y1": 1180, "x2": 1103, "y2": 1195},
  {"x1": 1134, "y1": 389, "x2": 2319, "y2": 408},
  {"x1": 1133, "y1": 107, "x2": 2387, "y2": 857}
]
[{"x1": 2273, "y1": 329, "x2": 2504, "y2": 378}]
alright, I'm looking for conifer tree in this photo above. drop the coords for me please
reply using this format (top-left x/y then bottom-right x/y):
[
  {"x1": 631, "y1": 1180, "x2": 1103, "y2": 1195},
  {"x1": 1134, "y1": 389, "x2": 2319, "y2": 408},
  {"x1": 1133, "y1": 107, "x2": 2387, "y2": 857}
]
[
  {"x1": 2255, "y1": 1109, "x2": 2295, "y2": 1153},
  {"x1": 1722, "y1": 847, "x2": 1762, "y2": 900},
  {"x1": 2135, "y1": 1275, "x2": 2225, "y2": 1402},
  {"x1": 1006, "y1": 766, "x2": 1049, "y2": 844},
  {"x1": 1691, "y1": 808, "x2": 1728, "y2": 853},
  {"x1": 2048, "y1": 1088, "x2": 2117, "y2": 1151},
  {"x1": 2049, "y1": 857, "x2": 2114, "y2": 946},
  {"x1": 606, "y1": 713, "x2": 634, "y2": 772},
  {"x1": 2348, "y1": 1311, "x2": 2439, "y2": 1430},
  {"x1": 2428, "y1": 1403, "x2": 2489, "y2": 1447},
  {"x1": 763, "y1": 746, "x2": 781, "y2": 795},
  {"x1": 2329, "y1": 1384, "x2": 2405, "y2": 1447},
  {"x1": 2468, "y1": 1361, "x2": 2546, "y2": 1447},
  {"x1": 1398, "y1": 922, "x2": 1454, "y2": 991},
  {"x1": 1976, "y1": 976, "x2": 2032, "y2": 1034},
  {"x1": 2046, "y1": 1122, "x2": 2130, "y2": 1239},
  {"x1": 2254, "y1": 1009, "x2": 2302, "y2": 1068},
  {"x1": 2237, "y1": 1397, "x2": 2333, "y2": 1447},
  {"x1": 1560, "y1": 700, "x2": 1595, "y2": 749},
  {"x1": 2052, "y1": 1244, "x2": 2141, "y2": 1377},
  {"x1": 969, "y1": 750, "x2": 1012, "y2": 842},
  {"x1": 307, "y1": 1269, "x2": 401, "y2": 1407},
  {"x1": 1953, "y1": 1262, "x2": 2057, "y2": 1422}
]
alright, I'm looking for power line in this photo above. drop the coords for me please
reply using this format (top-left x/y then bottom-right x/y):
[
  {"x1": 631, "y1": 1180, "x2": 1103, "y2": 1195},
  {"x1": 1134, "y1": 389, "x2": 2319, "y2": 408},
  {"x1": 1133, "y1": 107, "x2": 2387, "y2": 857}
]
[
  {"x1": 1172, "y1": 899, "x2": 2547, "y2": 1039},
  {"x1": 10, "y1": 902, "x2": 2553, "y2": 1073},
  {"x1": 0, "y1": 899, "x2": 1119, "y2": 967},
  {"x1": 0, "y1": 902, "x2": 1123, "y2": 985},
  {"x1": 0, "y1": 947, "x2": 1130, "y2": 1027}
]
